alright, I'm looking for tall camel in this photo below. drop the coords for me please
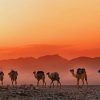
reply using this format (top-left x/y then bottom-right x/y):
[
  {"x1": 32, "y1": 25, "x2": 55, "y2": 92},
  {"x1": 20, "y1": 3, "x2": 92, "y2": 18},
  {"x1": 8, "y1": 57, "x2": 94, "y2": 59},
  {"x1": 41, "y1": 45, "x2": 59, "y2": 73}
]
[
  {"x1": 46, "y1": 72, "x2": 61, "y2": 88},
  {"x1": 0, "y1": 71, "x2": 4, "y2": 86},
  {"x1": 8, "y1": 70, "x2": 18, "y2": 85},
  {"x1": 33, "y1": 71, "x2": 46, "y2": 87},
  {"x1": 70, "y1": 68, "x2": 88, "y2": 87}
]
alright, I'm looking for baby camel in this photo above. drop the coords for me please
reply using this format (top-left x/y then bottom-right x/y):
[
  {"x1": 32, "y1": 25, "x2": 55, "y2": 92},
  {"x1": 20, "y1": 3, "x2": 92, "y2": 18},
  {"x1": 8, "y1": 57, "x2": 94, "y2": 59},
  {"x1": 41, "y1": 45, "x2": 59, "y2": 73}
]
[
  {"x1": 0, "y1": 71, "x2": 4, "y2": 86},
  {"x1": 70, "y1": 68, "x2": 88, "y2": 88},
  {"x1": 8, "y1": 70, "x2": 18, "y2": 85},
  {"x1": 33, "y1": 71, "x2": 46, "y2": 87},
  {"x1": 47, "y1": 72, "x2": 61, "y2": 88}
]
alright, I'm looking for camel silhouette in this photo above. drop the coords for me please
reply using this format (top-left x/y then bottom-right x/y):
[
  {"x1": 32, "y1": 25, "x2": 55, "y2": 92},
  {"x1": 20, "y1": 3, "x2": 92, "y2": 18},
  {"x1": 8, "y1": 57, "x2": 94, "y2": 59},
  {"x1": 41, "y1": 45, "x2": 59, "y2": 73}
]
[
  {"x1": 70, "y1": 68, "x2": 88, "y2": 88},
  {"x1": 0, "y1": 71, "x2": 4, "y2": 86},
  {"x1": 46, "y1": 72, "x2": 61, "y2": 88},
  {"x1": 33, "y1": 71, "x2": 46, "y2": 87},
  {"x1": 8, "y1": 70, "x2": 18, "y2": 85}
]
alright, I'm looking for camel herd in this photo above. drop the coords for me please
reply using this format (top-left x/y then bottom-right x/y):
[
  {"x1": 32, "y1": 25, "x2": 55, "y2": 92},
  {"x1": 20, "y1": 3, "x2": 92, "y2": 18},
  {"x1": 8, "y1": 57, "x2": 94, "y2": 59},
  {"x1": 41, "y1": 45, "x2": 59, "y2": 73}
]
[
  {"x1": 33, "y1": 71, "x2": 61, "y2": 88},
  {"x1": 0, "y1": 69, "x2": 99, "y2": 88},
  {"x1": 0, "y1": 70, "x2": 18, "y2": 86}
]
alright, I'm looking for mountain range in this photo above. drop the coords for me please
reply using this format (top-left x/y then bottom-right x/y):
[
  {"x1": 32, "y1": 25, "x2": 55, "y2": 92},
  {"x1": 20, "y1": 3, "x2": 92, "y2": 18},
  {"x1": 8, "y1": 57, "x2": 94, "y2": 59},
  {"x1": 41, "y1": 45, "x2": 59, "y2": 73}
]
[{"x1": 0, "y1": 54, "x2": 100, "y2": 71}]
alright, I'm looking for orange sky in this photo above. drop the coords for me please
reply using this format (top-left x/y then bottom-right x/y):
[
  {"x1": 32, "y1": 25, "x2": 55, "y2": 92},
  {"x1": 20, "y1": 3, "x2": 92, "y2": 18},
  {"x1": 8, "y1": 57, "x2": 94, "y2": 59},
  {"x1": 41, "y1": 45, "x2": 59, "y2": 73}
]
[{"x1": 0, "y1": 0, "x2": 100, "y2": 59}]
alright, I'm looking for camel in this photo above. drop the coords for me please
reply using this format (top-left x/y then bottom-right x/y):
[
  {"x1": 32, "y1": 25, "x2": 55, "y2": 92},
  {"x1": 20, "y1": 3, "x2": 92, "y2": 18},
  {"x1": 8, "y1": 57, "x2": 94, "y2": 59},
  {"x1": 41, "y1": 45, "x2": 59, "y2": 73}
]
[
  {"x1": 33, "y1": 71, "x2": 46, "y2": 87},
  {"x1": 70, "y1": 68, "x2": 88, "y2": 88},
  {"x1": 8, "y1": 70, "x2": 18, "y2": 85},
  {"x1": 0, "y1": 71, "x2": 4, "y2": 86},
  {"x1": 46, "y1": 72, "x2": 61, "y2": 88}
]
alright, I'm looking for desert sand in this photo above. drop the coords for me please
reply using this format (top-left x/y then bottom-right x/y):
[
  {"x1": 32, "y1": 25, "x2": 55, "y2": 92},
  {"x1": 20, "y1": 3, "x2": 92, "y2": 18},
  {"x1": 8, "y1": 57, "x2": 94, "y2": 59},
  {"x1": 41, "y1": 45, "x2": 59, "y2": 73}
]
[{"x1": 0, "y1": 85, "x2": 100, "y2": 100}]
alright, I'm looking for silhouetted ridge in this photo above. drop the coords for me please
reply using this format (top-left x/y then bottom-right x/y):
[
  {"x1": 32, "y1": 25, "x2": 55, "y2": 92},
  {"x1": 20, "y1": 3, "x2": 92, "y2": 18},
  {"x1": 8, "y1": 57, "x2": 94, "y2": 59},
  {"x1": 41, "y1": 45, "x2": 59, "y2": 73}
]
[
  {"x1": 38, "y1": 54, "x2": 68, "y2": 62},
  {"x1": 0, "y1": 55, "x2": 100, "y2": 71},
  {"x1": 67, "y1": 56, "x2": 100, "y2": 69},
  {"x1": 70, "y1": 56, "x2": 93, "y2": 61},
  {"x1": 37, "y1": 54, "x2": 68, "y2": 71}
]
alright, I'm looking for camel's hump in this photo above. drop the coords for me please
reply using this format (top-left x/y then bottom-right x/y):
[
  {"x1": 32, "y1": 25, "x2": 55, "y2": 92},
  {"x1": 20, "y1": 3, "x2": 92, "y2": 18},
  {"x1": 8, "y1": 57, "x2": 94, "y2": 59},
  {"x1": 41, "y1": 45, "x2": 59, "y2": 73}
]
[
  {"x1": 37, "y1": 71, "x2": 44, "y2": 74},
  {"x1": 77, "y1": 68, "x2": 86, "y2": 74}
]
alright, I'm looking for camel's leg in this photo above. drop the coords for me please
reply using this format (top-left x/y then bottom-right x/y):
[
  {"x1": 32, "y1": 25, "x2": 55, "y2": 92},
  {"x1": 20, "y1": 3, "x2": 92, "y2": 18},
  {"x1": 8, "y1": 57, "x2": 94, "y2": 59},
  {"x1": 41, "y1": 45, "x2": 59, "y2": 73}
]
[
  {"x1": 57, "y1": 80, "x2": 61, "y2": 88},
  {"x1": 50, "y1": 81, "x2": 53, "y2": 88},
  {"x1": 82, "y1": 79, "x2": 84, "y2": 87},
  {"x1": 12, "y1": 80, "x2": 14, "y2": 86},
  {"x1": 85, "y1": 79, "x2": 88, "y2": 87},
  {"x1": 52, "y1": 82, "x2": 54, "y2": 88},
  {"x1": 1, "y1": 81, "x2": 3, "y2": 86},
  {"x1": 86, "y1": 80, "x2": 88, "y2": 86},
  {"x1": 85, "y1": 74, "x2": 88, "y2": 87},
  {"x1": 37, "y1": 80, "x2": 39, "y2": 87},
  {"x1": 42, "y1": 79, "x2": 44, "y2": 87},
  {"x1": 15, "y1": 80, "x2": 17, "y2": 85},
  {"x1": 57, "y1": 81, "x2": 59, "y2": 87},
  {"x1": 43, "y1": 79, "x2": 46, "y2": 87},
  {"x1": 44, "y1": 81, "x2": 46, "y2": 87},
  {"x1": 77, "y1": 79, "x2": 79, "y2": 88}
]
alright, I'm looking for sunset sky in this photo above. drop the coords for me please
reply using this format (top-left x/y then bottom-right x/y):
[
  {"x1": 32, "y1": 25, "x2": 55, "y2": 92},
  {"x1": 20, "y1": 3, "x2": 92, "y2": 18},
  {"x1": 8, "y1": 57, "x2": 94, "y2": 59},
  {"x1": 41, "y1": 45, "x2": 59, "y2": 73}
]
[{"x1": 0, "y1": 0, "x2": 100, "y2": 59}]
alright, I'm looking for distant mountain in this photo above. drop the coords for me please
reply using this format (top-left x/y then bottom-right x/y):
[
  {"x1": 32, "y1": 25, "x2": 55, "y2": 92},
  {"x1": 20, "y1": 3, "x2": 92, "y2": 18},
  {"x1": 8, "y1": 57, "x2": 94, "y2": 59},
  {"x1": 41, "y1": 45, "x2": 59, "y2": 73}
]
[
  {"x1": 37, "y1": 54, "x2": 68, "y2": 71},
  {"x1": 0, "y1": 55, "x2": 68, "y2": 71},
  {"x1": 0, "y1": 57, "x2": 37, "y2": 70},
  {"x1": 67, "y1": 56, "x2": 100, "y2": 69},
  {"x1": 0, "y1": 55, "x2": 100, "y2": 71}
]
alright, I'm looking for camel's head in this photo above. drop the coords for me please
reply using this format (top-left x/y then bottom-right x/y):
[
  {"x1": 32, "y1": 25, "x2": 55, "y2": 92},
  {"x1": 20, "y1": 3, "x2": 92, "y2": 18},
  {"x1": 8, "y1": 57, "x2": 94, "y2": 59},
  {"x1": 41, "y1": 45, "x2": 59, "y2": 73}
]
[
  {"x1": 8, "y1": 72, "x2": 11, "y2": 77},
  {"x1": 0, "y1": 71, "x2": 4, "y2": 76},
  {"x1": 8, "y1": 70, "x2": 13, "y2": 74},
  {"x1": 70, "y1": 69, "x2": 74, "y2": 73},
  {"x1": 46, "y1": 72, "x2": 50, "y2": 75},
  {"x1": 98, "y1": 70, "x2": 100, "y2": 73},
  {"x1": 33, "y1": 71, "x2": 36, "y2": 74}
]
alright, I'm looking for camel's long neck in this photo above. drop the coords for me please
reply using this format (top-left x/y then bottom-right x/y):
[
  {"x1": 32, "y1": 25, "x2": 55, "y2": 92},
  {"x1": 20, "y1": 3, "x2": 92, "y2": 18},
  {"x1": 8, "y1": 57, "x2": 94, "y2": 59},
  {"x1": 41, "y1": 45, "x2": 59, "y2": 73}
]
[
  {"x1": 48, "y1": 74, "x2": 51, "y2": 79},
  {"x1": 71, "y1": 72, "x2": 77, "y2": 78},
  {"x1": 34, "y1": 73, "x2": 37, "y2": 79},
  {"x1": 0, "y1": 74, "x2": 4, "y2": 80}
]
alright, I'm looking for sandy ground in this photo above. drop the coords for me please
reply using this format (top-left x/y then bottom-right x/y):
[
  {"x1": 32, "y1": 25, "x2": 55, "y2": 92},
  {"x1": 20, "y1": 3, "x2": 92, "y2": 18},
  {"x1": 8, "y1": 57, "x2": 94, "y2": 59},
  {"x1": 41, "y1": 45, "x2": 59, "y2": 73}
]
[{"x1": 0, "y1": 85, "x2": 100, "y2": 100}]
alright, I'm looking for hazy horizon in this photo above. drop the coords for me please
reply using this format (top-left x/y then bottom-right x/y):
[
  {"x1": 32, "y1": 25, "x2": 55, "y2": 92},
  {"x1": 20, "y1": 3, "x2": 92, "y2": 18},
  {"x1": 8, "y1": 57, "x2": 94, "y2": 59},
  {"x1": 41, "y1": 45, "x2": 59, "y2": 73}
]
[{"x1": 0, "y1": 44, "x2": 100, "y2": 60}]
